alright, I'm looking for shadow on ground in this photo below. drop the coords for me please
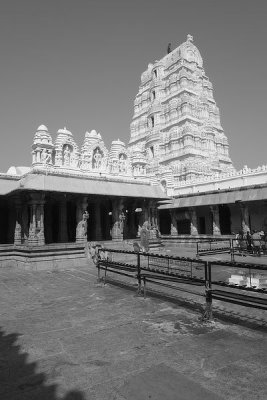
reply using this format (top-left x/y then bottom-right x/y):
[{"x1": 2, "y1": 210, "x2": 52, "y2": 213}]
[{"x1": 0, "y1": 328, "x2": 85, "y2": 400}]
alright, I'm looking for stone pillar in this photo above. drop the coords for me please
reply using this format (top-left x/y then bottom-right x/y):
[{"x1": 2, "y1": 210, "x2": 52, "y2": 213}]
[
  {"x1": 95, "y1": 201, "x2": 102, "y2": 241},
  {"x1": 149, "y1": 200, "x2": 159, "y2": 239},
  {"x1": 14, "y1": 197, "x2": 22, "y2": 245},
  {"x1": 28, "y1": 193, "x2": 45, "y2": 246},
  {"x1": 239, "y1": 203, "x2": 250, "y2": 235},
  {"x1": 111, "y1": 199, "x2": 124, "y2": 241},
  {"x1": 128, "y1": 206, "x2": 136, "y2": 238},
  {"x1": 58, "y1": 198, "x2": 68, "y2": 243},
  {"x1": 7, "y1": 201, "x2": 16, "y2": 244},
  {"x1": 210, "y1": 205, "x2": 221, "y2": 236},
  {"x1": 21, "y1": 203, "x2": 29, "y2": 245},
  {"x1": 170, "y1": 210, "x2": 178, "y2": 236},
  {"x1": 37, "y1": 202, "x2": 45, "y2": 245},
  {"x1": 189, "y1": 207, "x2": 198, "y2": 236},
  {"x1": 76, "y1": 196, "x2": 88, "y2": 243}
]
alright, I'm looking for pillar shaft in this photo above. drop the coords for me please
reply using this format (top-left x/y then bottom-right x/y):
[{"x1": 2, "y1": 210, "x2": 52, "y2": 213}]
[
  {"x1": 95, "y1": 201, "x2": 102, "y2": 241},
  {"x1": 28, "y1": 193, "x2": 45, "y2": 246},
  {"x1": 189, "y1": 207, "x2": 198, "y2": 236},
  {"x1": 58, "y1": 199, "x2": 68, "y2": 243},
  {"x1": 210, "y1": 205, "x2": 221, "y2": 235},
  {"x1": 76, "y1": 196, "x2": 88, "y2": 243},
  {"x1": 239, "y1": 203, "x2": 250, "y2": 234},
  {"x1": 170, "y1": 210, "x2": 178, "y2": 236},
  {"x1": 111, "y1": 199, "x2": 124, "y2": 241}
]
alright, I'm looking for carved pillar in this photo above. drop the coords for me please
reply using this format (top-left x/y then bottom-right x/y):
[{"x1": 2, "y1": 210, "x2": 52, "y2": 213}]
[
  {"x1": 58, "y1": 198, "x2": 68, "y2": 243},
  {"x1": 14, "y1": 197, "x2": 22, "y2": 245},
  {"x1": 189, "y1": 207, "x2": 198, "y2": 236},
  {"x1": 239, "y1": 203, "x2": 250, "y2": 235},
  {"x1": 111, "y1": 198, "x2": 124, "y2": 241},
  {"x1": 28, "y1": 193, "x2": 45, "y2": 246},
  {"x1": 95, "y1": 201, "x2": 102, "y2": 241},
  {"x1": 76, "y1": 196, "x2": 88, "y2": 243},
  {"x1": 28, "y1": 202, "x2": 38, "y2": 246},
  {"x1": 37, "y1": 201, "x2": 45, "y2": 245},
  {"x1": 21, "y1": 203, "x2": 29, "y2": 245},
  {"x1": 210, "y1": 205, "x2": 221, "y2": 236},
  {"x1": 128, "y1": 206, "x2": 136, "y2": 238},
  {"x1": 149, "y1": 200, "x2": 159, "y2": 239},
  {"x1": 170, "y1": 210, "x2": 178, "y2": 236}
]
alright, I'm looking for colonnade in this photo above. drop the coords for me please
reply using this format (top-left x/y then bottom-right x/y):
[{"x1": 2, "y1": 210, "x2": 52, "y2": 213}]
[
  {"x1": 162, "y1": 202, "x2": 254, "y2": 236},
  {"x1": 0, "y1": 191, "x2": 159, "y2": 246}
]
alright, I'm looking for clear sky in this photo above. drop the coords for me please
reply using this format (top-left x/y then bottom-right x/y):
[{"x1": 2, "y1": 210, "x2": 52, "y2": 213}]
[{"x1": 0, "y1": 0, "x2": 266, "y2": 172}]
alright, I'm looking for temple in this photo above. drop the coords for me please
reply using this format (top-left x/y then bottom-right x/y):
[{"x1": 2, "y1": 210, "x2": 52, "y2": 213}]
[
  {"x1": 1, "y1": 35, "x2": 267, "y2": 266},
  {"x1": 129, "y1": 34, "x2": 234, "y2": 191}
]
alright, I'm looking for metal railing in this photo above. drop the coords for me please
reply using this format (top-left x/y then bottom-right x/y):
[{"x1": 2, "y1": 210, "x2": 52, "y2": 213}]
[{"x1": 95, "y1": 247, "x2": 267, "y2": 320}]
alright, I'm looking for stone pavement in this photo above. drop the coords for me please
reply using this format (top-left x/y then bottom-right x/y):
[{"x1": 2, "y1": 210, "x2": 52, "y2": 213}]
[{"x1": 0, "y1": 262, "x2": 266, "y2": 400}]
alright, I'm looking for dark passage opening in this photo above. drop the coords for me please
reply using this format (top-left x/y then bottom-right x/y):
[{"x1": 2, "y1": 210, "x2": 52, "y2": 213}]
[{"x1": 159, "y1": 209, "x2": 171, "y2": 234}]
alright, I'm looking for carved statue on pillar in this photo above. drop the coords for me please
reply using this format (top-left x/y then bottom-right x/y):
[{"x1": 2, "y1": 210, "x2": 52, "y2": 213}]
[
  {"x1": 239, "y1": 203, "x2": 250, "y2": 235},
  {"x1": 170, "y1": 210, "x2": 178, "y2": 236},
  {"x1": 210, "y1": 205, "x2": 221, "y2": 236},
  {"x1": 76, "y1": 210, "x2": 89, "y2": 243},
  {"x1": 111, "y1": 199, "x2": 124, "y2": 241},
  {"x1": 76, "y1": 197, "x2": 88, "y2": 243},
  {"x1": 28, "y1": 194, "x2": 46, "y2": 246},
  {"x1": 189, "y1": 207, "x2": 198, "y2": 236}
]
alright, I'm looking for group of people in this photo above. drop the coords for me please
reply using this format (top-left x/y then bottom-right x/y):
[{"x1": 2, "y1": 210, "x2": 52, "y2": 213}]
[{"x1": 235, "y1": 230, "x2": 267, "y2": 256}]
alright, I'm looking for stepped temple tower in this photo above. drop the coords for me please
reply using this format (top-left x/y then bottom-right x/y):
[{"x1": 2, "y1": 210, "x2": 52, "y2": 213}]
[{"x1": 129, "y1": 35, "x2": 234, "y2": 191}]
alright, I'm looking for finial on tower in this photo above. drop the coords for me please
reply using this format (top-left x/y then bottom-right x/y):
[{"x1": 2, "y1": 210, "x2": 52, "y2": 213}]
[{"x1": 187, "y1": 34, "x2": 193, "y2": 42}]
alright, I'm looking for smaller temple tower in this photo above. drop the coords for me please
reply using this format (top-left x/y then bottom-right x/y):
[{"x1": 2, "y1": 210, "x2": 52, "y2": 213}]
[{"x1": 32, "y1": 125, "x2": 53, "y2": 167}]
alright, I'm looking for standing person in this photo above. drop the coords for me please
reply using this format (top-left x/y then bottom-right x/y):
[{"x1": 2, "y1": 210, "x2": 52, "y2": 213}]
[
  {"x1": 246, "y1": 230, "x2": 252, "y2": 253},
  {"x1": 252, "y1": 230, "x2": 261, "y2": 256},
  {"x1": 237, "y1": 231, "x2": 246, "y2": 257}
]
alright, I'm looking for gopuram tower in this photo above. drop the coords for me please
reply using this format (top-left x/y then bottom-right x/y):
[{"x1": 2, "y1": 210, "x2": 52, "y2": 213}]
[{"x1": 128, "y1": 35, "x2": 234, "y2": 190}]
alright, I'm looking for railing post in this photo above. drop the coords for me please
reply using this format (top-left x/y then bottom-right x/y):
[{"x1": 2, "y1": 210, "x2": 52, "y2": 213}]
[
  {"x1": 230, "y1": 238, "x2": 234, "y2": 262},
  {"x1": 202, "y1": 261, "x2": 213, "y2": 321},
  {"x1": 137, "y1": 252, "x2": 141, "y2": 295},
  {"x1": 97, "y1": 259, "x2": 101, "y2": 282}
]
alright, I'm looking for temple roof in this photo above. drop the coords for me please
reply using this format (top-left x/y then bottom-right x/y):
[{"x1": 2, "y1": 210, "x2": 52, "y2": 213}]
[{"x1": 7, "y1": 173, "x2": 167, "y2": 199}]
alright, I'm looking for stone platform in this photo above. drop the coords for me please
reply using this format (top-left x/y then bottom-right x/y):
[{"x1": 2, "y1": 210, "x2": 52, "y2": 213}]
[{"x1": 0, "y1": 261, "x2": 266, "y2": 399}]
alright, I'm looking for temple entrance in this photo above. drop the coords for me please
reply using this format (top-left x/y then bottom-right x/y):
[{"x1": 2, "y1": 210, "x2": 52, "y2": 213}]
[
  {"x1": 219, "y1": 205, "x2": 231, "y2": 234},
  {"x1": 159, "y1": 209, "x2": 171, "y2": 234}
]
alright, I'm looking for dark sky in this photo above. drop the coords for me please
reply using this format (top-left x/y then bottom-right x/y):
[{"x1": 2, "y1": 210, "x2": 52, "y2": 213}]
[{"x1": 0, "y1": 0, "x2": 266, "y2": 172}]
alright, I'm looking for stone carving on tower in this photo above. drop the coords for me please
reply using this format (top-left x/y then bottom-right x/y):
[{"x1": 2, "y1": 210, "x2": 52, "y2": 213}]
[
  {"x1": 54, "y1": 127, "x2": 79, "y2": 169},
  {"x1": 32, "y1": 125, "x2": 53, "y2": 167},
  {"x1": 128, "y1": 34, "x2": 235, "y2": 185},
  {"x1": 80, "y1": 130, "x2": 108, "y2": 173},
  {"x1": 109, "y1": 139, "x2": 132, "y2": 176}
]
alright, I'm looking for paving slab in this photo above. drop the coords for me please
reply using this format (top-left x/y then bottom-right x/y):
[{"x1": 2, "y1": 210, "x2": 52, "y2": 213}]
[{"x1": 0, "y1": 263, "x2": 266, "y2": 400}]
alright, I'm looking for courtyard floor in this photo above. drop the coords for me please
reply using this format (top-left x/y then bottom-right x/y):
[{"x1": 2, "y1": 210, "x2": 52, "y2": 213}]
[{"x1": 0, "y1": 259, "x2": 266, "y2": 400}]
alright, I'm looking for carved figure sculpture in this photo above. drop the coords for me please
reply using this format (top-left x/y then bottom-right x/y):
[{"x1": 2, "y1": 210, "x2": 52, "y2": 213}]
[
  {"x1": 93, "y1": 148, "x2": 102, "y2": 169},
  {"x1": 140, "y1": 221, "x2": 150, "y2": 252},
  {"x1": 119, "y1": 211, "x2": 125, "y2": 232},
  {"x1": 119, "y1": 155, "x2": 126, "y2": 173},
  {"x1": 41, "y1": 149, "x2": 51, "y2": 164},
  {"x1": 63, "y1": 146, "x2": 71, "y2": 166}
]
